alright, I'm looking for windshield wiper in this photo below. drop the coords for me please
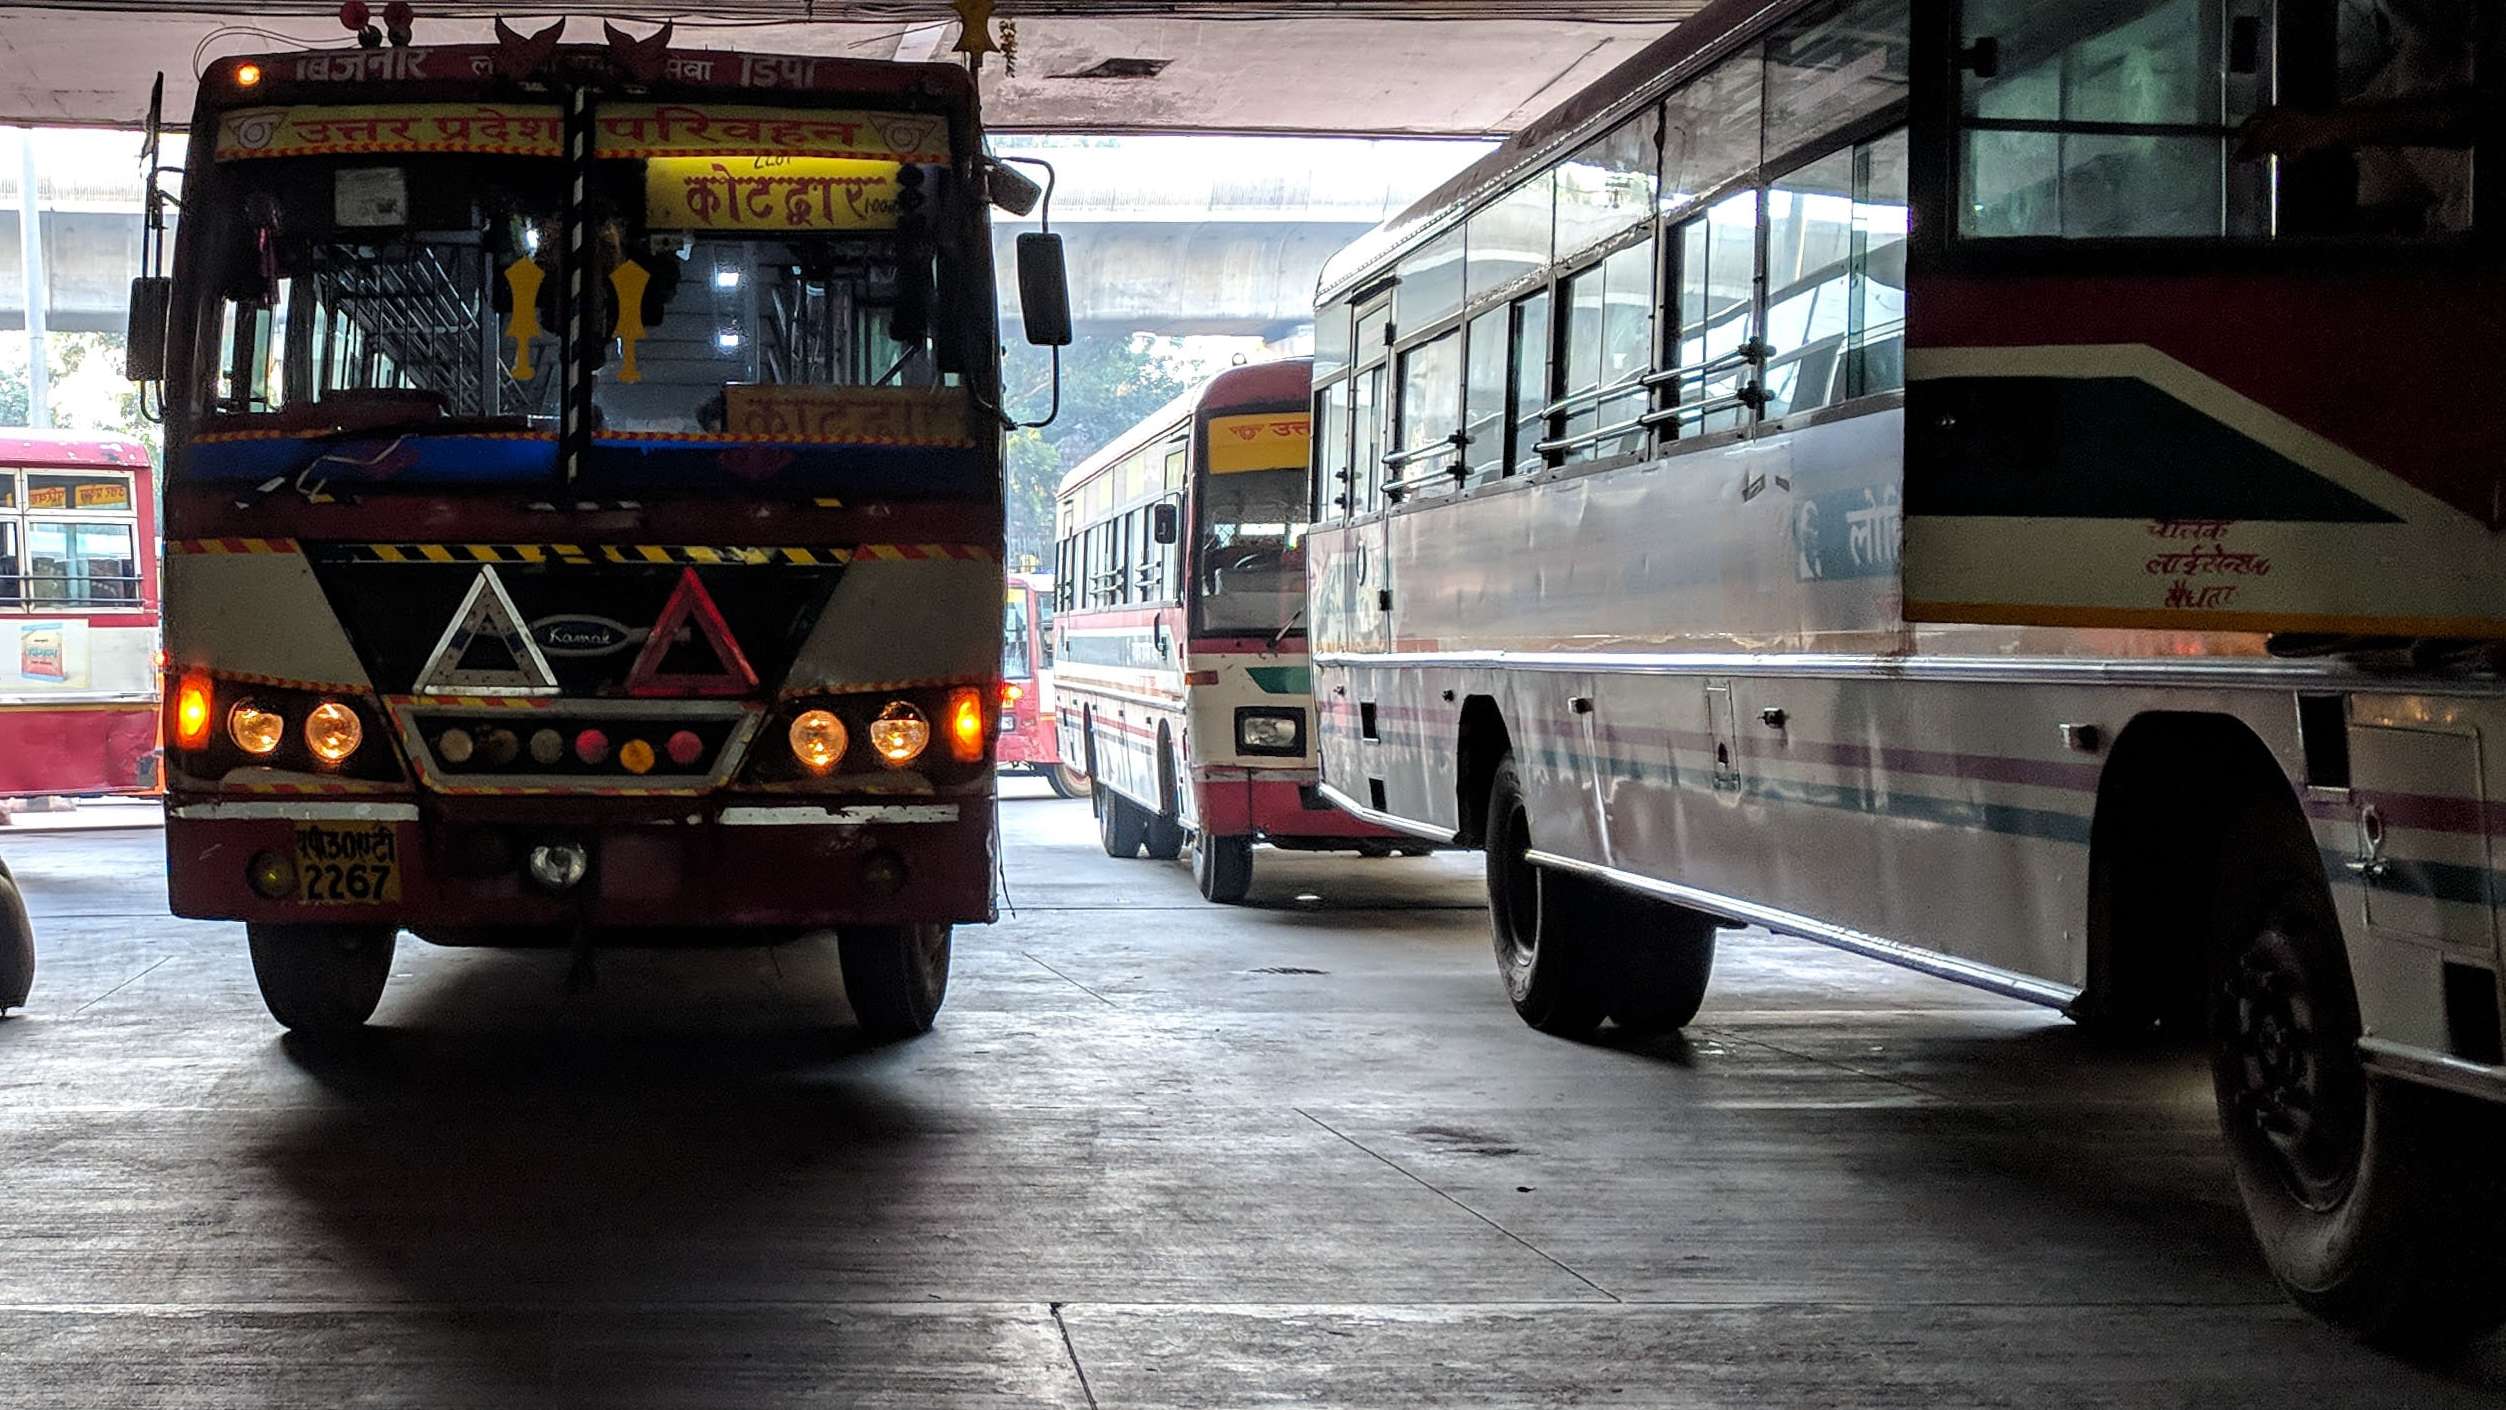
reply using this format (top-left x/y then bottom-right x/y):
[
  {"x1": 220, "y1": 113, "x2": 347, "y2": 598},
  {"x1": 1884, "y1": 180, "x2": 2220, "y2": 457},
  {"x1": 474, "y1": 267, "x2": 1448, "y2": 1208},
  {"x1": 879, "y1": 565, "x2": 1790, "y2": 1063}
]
[{"x1": 1268, "y1": 604, "x2": 1305, "y2": 655}]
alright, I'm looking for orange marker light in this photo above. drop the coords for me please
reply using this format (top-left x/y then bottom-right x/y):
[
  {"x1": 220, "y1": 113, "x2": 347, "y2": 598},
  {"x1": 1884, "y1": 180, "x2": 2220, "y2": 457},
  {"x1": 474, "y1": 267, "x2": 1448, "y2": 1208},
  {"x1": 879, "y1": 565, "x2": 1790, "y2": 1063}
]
[
  {"x1": 234, "y1": 61, "x2": 264, "y2": 88},
  {"x1": 1000, "y1": 681, "x2": 1024, "y2": 705},
  {"x1": 619, "y1": 738, "x2": 656, "y2": 775},
  {"x1": 172, "y1": 673, "x2": 213, "y2": 751},
  {"x1": 948, "y1": 687, "x2": 985, "y2": 763}
]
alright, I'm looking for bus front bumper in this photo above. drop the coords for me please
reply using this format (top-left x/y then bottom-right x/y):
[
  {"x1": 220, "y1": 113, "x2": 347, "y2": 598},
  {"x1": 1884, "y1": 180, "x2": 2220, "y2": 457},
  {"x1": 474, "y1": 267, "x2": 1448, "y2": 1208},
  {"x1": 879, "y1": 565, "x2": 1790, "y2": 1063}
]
[
  {"x1": 165, "y1": 799, "x2": 995, "y2": 932},
  {"x1": 1201, "y1": 772, "x2": 1402, "y2": 843}
]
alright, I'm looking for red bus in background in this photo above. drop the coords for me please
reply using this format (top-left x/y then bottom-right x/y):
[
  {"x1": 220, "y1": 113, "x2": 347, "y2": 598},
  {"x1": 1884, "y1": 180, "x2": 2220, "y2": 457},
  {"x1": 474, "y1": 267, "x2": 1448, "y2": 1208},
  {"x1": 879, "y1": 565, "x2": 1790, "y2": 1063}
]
[
  {"x1": 0, "y1": 432, "x2": 160, "y2": 800},
  {"x1": 998, "y1": 572, "x2": 1081, "y2": 797}
]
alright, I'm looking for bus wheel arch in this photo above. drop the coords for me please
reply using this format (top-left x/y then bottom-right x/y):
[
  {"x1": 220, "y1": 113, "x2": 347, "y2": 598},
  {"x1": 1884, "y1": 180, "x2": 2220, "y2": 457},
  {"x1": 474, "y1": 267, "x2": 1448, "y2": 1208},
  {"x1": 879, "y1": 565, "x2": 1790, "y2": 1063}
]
[
  {"x1": 2082, "y1": 710, "x2": 2289, "y2": 1039},
  {"x1": 1454, "y1": 695, "x2": 1512, "y2": 848}
]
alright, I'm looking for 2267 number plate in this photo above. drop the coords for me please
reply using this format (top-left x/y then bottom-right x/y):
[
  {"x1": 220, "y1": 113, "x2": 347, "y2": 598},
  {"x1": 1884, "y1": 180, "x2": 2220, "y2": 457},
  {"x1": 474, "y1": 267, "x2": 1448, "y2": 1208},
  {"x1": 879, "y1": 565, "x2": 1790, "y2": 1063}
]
[{"x1": 293, "y1": 823, "x2": 401, "y2": 905}]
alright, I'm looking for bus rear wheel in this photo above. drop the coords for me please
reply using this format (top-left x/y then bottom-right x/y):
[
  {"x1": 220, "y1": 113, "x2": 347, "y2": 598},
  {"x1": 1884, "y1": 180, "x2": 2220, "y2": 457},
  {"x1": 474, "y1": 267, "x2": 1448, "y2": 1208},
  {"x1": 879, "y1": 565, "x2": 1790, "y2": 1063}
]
[
  {"x1": 2207, "y1": 796, "x2": 2506, "y2": 1348},
  {"x1": 246, "y1": 922, "x2": 395, "y2": 1038},
  {"x1": 1097, "y1": 788, "x2": 1148, "y2": 858},
  {"x1": 1143, "y1": 815, "x2": 1186, "y2": 862},
  {"x1": 1589, "y1": 889, "x2": 1717, "y2": 1033},
  {"x1": 1047, "y1": 762, "x2": 1088, "y2": 799},
  {"x1": 1193, "y1": 832, "x2": 1254, "y2": 904},
  {"x1": 1483, "y1": 755, "x2": 1608, "y2": 1037},
  {"x1": 838, "y1": 923, "x2": 951, "y2": 1041}
]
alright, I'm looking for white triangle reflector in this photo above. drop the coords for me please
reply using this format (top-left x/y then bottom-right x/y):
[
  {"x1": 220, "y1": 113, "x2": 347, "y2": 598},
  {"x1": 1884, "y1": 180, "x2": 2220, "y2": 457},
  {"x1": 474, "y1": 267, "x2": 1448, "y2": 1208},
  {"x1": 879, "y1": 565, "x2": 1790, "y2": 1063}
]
[{"x1": 414, "y1": 564, "x2": 559, "y2": 695}]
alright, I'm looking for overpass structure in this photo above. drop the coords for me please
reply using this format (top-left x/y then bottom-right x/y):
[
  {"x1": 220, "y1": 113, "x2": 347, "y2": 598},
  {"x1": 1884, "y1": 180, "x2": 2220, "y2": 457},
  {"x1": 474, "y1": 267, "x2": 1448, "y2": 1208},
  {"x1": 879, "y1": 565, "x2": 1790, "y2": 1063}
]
[{"x1": 0, "y1": 129, "x2": 1486, "y2": 342}]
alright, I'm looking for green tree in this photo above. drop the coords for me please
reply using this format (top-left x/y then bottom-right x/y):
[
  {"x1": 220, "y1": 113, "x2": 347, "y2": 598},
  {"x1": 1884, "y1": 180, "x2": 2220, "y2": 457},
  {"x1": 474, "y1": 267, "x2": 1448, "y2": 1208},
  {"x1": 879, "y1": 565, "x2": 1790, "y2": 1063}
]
[{"x1": 999, "y1": 333, "x2": 1191, "y2": 571}]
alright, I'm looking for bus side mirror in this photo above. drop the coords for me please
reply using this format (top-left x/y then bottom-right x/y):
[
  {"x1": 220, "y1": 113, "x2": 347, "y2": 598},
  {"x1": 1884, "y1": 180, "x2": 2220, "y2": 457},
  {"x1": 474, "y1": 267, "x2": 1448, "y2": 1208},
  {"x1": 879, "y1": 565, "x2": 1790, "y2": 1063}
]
[
  {"x1": 1017, "y1": 233, "x2": 1072, "y2": 348},
  {"x1": 125, "y1": 276, "x2": 172, "y2": 382},
  {"x1": 1151, "y1": 502, "x2": 1179, "y2": 545}
]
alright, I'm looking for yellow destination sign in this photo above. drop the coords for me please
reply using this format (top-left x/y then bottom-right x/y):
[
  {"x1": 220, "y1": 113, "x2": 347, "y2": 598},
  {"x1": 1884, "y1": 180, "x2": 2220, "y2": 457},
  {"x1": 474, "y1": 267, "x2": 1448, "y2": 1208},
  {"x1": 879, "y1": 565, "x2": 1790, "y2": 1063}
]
[
  {"x1": 1207, "y1": 413, "x2": 1313, "y2": 474},
  {"x1": 214, "y1": 104, "x2": 562, "y2": 161},
  {"x1": 722, "y1": 385, "x2": 975, "y2": 447},
  {"x1": 597, "y1": 105, "x2": 950, "y2": 163},
  {"x1": 646, "y1": 157, "x2": 901, "y2": 232}
]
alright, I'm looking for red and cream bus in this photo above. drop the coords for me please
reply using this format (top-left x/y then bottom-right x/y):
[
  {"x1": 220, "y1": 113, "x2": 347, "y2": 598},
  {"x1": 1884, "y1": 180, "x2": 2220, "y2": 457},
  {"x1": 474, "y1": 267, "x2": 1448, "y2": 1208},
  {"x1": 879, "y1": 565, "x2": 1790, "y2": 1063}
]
[
  {"x1": 139, "y1": 25, "x2": 1063, "y2": 1041},
  {"x1": 1309, "y1": 0, "x2": 2505, "y2": 1343},
  {"x1": 1053, "y1": 358, "x2": 1406, "y2": 902},
  {"x1": 997, "y1": 570, "x2": 1080, "y2": 796},
  {"x1": 0, "y1": 432, "x2": 159, "y2": 802}
]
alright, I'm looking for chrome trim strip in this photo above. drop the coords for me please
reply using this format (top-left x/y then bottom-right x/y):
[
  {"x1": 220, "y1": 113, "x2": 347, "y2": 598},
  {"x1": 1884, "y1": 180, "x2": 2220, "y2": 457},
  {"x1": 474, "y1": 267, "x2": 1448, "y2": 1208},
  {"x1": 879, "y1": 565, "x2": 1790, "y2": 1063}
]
[
  {"x1": 1052, "y1": 679, "x2": 1190, "y2": 713},
  {"x1": 170, "y1": 801, "x2": 419, "y2": 822},
  {"x1": 1315, "y1": 781, "x2": 1460, "y2": 845},
  {"x1": 2359, "y1": 1037, "x2": 2506, "y2": 1104},
  {"x1": 719, "y1": 804, "x2": 960, "y2": 826},
  {"x1": 1309, "y1": 648, "x2": 2432, "y2": 693},
  {"x1": 1526, "y1": 848, "x2": 2082, "y2": 1009}
]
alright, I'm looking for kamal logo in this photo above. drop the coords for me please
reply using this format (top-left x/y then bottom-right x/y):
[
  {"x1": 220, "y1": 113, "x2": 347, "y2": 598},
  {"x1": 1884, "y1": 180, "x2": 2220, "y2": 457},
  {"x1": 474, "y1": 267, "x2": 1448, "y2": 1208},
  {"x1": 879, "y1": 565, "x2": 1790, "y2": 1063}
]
[{"x1": 531, "y1": 615, "x2": 640, "y2": 657}]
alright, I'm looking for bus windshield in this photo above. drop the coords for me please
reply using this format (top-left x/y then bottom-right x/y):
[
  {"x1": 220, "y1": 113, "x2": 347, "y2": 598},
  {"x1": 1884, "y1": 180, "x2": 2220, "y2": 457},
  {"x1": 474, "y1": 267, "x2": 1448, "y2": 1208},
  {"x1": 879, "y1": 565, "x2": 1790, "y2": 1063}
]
[
  {"x1": 1197, "y1": 467, "x2": 1308, "y2": 636},
  {"x1": 187, "y1": 104, "x2": 959, "y2": 443},
  {"x1": 1002, "y1": 589, "x2": 1033, "y2": 679},
  {"x1": 195, "y1": 154, "x2": 566, "y2": 422}
]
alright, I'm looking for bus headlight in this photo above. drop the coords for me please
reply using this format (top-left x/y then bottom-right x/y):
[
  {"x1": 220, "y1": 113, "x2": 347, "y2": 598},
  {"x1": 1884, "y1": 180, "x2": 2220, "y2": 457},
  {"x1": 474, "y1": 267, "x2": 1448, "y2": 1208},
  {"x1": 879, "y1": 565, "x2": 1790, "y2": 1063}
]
[
  {"x1": 304, "y1": 701, "x2": 364, "y2": 763},
  {"x1": 1236, "y1": 708, "x2": 1304, "y2": 756},
  {"x1": 868, "y1": 701, "x2": 930, "y2": 766},
  {"x1": 228, "y1": 701, "x2": 285, "y2": 757},
  {"x1": 789, "y1": 709, "x2": 847, "y2": 772}
]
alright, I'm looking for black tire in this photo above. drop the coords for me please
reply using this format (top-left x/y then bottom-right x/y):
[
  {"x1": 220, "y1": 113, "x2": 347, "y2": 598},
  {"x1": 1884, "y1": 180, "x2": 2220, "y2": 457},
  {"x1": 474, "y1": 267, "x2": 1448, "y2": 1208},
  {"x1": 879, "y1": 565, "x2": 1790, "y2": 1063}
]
[
  {"x1": 1483, "y1": 754, "x2": 1608, "y2": 1037},
  {"x1": 2207, "y1": 796, "x2": 2506, "y2": 1348},
  {"x1": 246, "y1": 923, "x2": 395, "y2": 1037},
  {"x1": 1143, "y1": 815, "x2": 1186, "y2": 861},
  {"x1": 1096, "y1": 786, "x2": 1148, "y2": 858},
  {"x1": 1046, "y1": 761, "x2": 1087, "y2": 799},
  {"x1": 0, "y1": 862, "x2": 33, "y2": 1012},
  {"x1": 1355, "y1": 840, "x2": 1398, "y2": 859},
  {"x1": 838, "y1": 923, "x2": 951, "y2": 1041},
  {"x1": 1193, "y1": 832, "x2": 1255, "y2": 904},
  {"x1": 1590, "y1": 889, "x2": 1718, "y2": 1033}
]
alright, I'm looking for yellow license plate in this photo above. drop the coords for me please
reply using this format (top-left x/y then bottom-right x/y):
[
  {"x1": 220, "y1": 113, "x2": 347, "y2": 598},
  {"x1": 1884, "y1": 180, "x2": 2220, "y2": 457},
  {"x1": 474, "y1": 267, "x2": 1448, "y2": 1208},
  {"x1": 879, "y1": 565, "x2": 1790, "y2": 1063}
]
[{"x1": 293, "y1": 823, "x2": 402, "y2": 905}]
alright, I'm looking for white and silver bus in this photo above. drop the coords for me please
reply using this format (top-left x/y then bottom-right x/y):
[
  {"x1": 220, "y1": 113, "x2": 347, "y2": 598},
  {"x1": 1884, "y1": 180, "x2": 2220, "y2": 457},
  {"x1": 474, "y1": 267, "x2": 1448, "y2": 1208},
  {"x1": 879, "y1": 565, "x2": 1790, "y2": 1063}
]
[
  {"x1": 1306, "y1": 0, "x2": 2506, "y2": 1343},
  {"x1": 1054, "y1": 358, "x2": 1407, "y2": 902}
]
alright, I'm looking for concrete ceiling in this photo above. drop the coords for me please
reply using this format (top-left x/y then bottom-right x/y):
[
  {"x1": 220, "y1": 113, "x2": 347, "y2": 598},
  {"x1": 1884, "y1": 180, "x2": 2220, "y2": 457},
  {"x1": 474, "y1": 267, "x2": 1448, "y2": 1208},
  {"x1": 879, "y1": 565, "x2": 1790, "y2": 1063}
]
[{"x1": 0, "y1": 3, "x2": 1706, "y2": 134}]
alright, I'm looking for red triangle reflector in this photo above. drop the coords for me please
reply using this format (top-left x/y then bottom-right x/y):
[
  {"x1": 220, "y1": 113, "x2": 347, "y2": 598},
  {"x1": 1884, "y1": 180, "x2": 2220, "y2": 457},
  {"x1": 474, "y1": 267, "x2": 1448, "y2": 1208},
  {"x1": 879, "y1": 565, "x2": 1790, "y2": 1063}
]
[{"x1": 625, "y1": 568, "x2": 758, "y2": 698}]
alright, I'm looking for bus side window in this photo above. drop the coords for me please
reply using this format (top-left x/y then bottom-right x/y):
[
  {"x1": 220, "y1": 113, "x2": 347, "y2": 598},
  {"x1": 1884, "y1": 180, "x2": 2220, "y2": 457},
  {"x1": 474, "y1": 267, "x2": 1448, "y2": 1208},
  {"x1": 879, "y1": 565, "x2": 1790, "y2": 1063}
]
[
  {"x1": 1666, "y1": 189, "x2": 1760, "y2": 437},
  {"x1": 1315, "y1": 382, "x2": 1352, "y2": 518},
  {"x1": 1353, "y1": 364, "x2": 1384, "y2": 514},
  {"x1": 1461, "y1": 309, "x2": 1509, "y2": 488},
  {"x1": 1509, "y1": 290, "x2": 1552, "y2": 474}
]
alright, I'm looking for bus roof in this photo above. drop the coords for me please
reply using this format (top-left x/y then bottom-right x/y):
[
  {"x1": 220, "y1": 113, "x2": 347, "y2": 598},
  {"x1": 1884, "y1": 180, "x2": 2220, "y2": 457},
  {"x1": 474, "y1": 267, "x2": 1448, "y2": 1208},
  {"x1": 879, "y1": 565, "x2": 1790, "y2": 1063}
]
[
  {"x1": 1056, "y1": 357, "x2": 1314, "y2": 501},
  {"x1": 1316, "y1": 0, "x2": 1775, "y2": 307},
  {"x1": 0, "y1": 429, "x2": 152, "y2": 471}
]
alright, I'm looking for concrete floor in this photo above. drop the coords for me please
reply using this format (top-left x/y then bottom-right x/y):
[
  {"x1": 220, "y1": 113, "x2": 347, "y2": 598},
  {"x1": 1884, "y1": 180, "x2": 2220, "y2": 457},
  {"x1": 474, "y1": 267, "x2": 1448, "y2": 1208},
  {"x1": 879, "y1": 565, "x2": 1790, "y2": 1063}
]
[{"x1": 1, "y1": 780, "x2": 2500, "y2": 1407}]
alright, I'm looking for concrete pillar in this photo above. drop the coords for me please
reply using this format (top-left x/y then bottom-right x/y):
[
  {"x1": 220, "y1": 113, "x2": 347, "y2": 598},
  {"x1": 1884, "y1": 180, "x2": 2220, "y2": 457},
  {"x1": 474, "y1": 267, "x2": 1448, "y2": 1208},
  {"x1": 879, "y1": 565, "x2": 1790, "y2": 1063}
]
[{"x1": 13, "y1": 127, "x2": 48, "y2": 427}]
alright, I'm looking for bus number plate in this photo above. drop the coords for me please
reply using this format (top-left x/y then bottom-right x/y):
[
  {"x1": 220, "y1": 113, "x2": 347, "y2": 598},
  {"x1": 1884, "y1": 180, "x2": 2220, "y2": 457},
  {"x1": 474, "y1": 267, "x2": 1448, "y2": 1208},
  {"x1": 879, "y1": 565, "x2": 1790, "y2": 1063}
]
[{"x1": 293, "y1": 823, "x2": 401, "y2": 905}]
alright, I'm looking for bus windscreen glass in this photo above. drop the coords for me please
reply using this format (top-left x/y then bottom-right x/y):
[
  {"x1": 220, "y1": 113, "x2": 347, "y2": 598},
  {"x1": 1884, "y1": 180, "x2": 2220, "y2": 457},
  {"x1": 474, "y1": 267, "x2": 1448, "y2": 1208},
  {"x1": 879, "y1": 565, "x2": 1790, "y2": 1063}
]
[{"x1": 1197, "y1": 466, "x2": 1308, "y2": 637}]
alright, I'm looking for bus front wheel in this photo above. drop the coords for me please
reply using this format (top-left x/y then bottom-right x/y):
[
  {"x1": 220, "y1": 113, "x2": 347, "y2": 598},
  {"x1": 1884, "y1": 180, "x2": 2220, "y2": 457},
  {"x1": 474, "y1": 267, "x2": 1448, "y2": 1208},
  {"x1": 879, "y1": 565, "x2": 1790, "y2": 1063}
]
[
  {"x1": 246, "y1": 922, "x2": 395, "y2": 1038},
  {"x1": 1193, "y1": 832, "x2": 1254, "y2": 904},
  {"x1": 2207, "y1": 796, "x2": 2506, "y2": 1348},
  {"x1": 1143, "y1": 815, "x2": 1186, "y2": 862},
  {"x1": 1484, "y1": 755, "x2": 1609, "y2": 1037},
  {"x1": 838, "y1": 923, "x2": 951, "y2": 1041}
]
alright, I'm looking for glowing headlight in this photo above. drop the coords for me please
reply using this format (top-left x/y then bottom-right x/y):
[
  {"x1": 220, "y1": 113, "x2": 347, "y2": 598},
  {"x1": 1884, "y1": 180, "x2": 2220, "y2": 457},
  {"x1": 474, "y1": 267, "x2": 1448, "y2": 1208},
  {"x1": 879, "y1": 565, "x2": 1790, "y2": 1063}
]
[
  {"x1": 228, "y1": 701, "x2": 285, "y2": 756},
  {"x1": 789, "y1": 709, "x2": 847, "y2": 772},
  {"x1": 868, "y1": 701, "x2": 930, "y2": 766},
  {"x1": 304, "y1": 701, "x2": 364, "y2": 763}
]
